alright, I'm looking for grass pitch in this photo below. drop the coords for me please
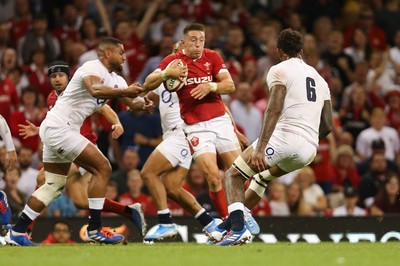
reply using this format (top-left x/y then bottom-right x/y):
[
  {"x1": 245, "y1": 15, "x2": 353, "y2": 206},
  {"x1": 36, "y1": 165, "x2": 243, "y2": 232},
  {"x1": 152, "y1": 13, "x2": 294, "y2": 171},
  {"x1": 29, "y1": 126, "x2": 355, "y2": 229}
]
[{"x1": 1, "y1": 242, "x2": 399, "y2": 266}]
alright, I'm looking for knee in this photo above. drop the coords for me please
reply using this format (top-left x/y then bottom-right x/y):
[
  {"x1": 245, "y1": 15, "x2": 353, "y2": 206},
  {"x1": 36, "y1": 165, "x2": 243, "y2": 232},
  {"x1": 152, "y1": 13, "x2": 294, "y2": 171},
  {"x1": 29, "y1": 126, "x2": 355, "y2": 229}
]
[
  {"x1": 96, "y1": 160, "x2": 112, "y2": 178},
  {"x1": 204, "y1": 170, "x2": 222, "y2": 190},
  {"x1": 72, "y1": 198, "x2": 87, "y2": 209},
  {"x1": 140, "y1": 168, "x2": 155, "y2": 183},
  {"x1": 32, "y1": 172, "x2": 67, "y2": 206}
]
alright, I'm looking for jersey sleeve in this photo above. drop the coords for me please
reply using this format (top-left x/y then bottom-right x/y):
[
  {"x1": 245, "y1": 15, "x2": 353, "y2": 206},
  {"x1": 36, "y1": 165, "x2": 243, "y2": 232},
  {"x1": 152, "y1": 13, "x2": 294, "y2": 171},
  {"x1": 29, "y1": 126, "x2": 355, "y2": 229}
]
[
  {"x1": 320, "y1": 78, "x2": 331, "y2": 101},
  {"x1": 156, "y1": 54, "x2": 178, "y2": 72},
  {"x1": 210, "y1": 50, "x2": 228, "y2": 75},
  {"x1": 80, "y1": 61, "x2": 103, "y2": 78},
  {"x1": 266, "y1": 65, "x2": 287, "y2": 90}
]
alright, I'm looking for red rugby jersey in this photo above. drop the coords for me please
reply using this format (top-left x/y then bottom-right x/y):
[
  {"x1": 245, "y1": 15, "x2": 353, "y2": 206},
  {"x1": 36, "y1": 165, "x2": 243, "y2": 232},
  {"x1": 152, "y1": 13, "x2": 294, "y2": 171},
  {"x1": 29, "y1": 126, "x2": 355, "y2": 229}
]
[{"x1": 158, "y1": 49, "x2": 227, "y2": 124}]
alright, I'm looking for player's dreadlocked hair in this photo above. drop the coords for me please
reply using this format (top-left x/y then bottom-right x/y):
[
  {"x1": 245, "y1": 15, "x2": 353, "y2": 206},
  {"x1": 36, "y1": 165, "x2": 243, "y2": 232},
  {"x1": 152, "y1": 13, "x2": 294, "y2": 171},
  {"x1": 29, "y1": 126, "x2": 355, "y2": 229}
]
[
  {"x1": 183, "y1": 23, "x2": 205, "y2": 35},
  {"x1": 277, "y1": 29, "x2": 303, "y2": 58}
]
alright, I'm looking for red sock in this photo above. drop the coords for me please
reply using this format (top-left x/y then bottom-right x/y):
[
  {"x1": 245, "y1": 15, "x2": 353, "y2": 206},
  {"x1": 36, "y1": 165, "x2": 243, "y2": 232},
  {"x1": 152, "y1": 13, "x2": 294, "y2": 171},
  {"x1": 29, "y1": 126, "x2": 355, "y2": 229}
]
[
  {"x1": 27, "y1": 217, "x2": 38, "y2": 233},
  {"x1": 209, "y1": 189, "x2": 228, "y2": 218},
  {"x1": 103, "y1": 198, "x2": 130, "y2": 219}
]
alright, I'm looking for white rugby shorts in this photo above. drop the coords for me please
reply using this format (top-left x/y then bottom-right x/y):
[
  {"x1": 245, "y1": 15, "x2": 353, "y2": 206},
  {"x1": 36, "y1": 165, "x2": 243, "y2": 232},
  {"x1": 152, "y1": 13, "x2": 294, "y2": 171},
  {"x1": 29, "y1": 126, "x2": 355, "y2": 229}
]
[
  {"x1": 39, "y1": 119, "x2": 90, "y2": 163},
  {"x1": 183, "y1": 113, "x2": 240, "y2": 158},
  {"x1": 156, "y1": 129, "x2": 192, "y2": 169},
  {"x1": 251, "y1": 129, "x2": 317, "y2": 173}
]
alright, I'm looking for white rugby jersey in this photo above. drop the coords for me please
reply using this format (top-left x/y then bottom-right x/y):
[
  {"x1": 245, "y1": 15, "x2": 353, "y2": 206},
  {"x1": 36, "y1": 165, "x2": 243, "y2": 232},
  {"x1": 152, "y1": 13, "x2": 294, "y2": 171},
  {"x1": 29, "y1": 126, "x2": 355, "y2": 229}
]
[
  {"x1": 46, "y1": 59, "x2": 127, "y2": 129},
  {"x1": 153, "y1": 84, "x2": 184, "y2": 138},
  {"x1": 266, "y1": 58, "x2": 331, "y2": 145}
]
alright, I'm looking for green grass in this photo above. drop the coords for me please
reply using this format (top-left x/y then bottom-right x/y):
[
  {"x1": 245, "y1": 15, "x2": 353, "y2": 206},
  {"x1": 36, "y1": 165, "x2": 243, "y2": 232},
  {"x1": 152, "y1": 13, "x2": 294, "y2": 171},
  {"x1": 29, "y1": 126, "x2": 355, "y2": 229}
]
[{"x1": 1, "y1": 243, "x2": 400, "y2": 266}]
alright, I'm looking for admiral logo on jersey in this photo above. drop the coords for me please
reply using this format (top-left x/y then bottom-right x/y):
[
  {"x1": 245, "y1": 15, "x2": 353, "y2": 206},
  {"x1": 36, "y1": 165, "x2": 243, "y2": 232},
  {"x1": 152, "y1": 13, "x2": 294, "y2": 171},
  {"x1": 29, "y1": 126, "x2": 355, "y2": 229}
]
[{"x1": 185, "y1": 76, "x2": 212, "y2": 85}]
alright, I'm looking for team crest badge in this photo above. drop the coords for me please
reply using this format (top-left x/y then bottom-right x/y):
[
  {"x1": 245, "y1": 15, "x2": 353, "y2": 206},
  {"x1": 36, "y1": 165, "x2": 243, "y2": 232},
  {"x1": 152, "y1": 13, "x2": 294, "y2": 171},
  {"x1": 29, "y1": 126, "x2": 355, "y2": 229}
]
[
  {"x1": 190, "y1": 137, "x2": 199, "y2": 147},
  {"x1": 204, "y1": 62, "x2": 210, "y2": 73}
]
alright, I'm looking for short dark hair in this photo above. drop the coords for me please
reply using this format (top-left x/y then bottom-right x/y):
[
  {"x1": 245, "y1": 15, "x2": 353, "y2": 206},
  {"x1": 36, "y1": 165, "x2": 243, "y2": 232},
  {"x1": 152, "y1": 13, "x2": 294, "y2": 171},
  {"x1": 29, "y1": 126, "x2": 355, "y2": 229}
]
[
  {"x1": 277, "y1": 28, "x2": 303, "y2": 58},
  {"x1": 183, "y1": 23, "x2": 205, "y2": 35},
  {"x1": 97, "y1": 37, "x2": 123, "y2": 57},
  {"x1": 99, "y1": 37, "x2": 123, "y2": 47}
]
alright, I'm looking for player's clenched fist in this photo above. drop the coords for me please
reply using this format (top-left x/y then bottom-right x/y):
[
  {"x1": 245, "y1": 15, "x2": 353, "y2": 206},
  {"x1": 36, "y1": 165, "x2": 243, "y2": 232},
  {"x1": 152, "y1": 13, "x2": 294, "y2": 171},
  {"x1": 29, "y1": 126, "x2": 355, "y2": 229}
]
[{"x1": 127, "y1": 83, "x2": 144, "y2": 98}]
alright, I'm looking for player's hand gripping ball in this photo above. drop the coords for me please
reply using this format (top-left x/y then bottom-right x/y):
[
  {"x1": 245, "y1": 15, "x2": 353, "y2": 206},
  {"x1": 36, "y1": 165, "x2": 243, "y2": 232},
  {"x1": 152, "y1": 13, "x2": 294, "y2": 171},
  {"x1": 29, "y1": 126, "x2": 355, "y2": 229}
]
[{"x1": 163, "y1": 59, "x2": 188, "y2": 92}]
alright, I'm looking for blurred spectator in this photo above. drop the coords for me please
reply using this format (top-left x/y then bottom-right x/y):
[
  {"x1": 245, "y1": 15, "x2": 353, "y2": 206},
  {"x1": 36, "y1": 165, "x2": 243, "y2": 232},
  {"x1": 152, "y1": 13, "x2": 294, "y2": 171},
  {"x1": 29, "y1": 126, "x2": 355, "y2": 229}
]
[
  {"x1": 366, "y1": 50, "x2": 397, "y2": 98},
  {"x1": 80, "y1": 16, "x2": 100, "y2": 50},
  {"x1": 47, "y1": 188, "x2": 82, "y2": 218},
  {"x1": 52, "y1": 3, "x2": 81, "y2": 44},
  {"x1": 181, "y1": 0, "x2": 214, "y2": 23},
  {"x1": 332, "y1": 144, "x2": 361, "y2": 192},
  {"x1": 9, "y1": 87, "x2": 46, "y2": 153},
  {"x1": 267, "y1": 181, "x2": 290, "y2": 216},
  {"x1": 16, "y1": 146, "x2": 39, "y2": 200},
  {"x1": 22, "y1": 48, "x2": 52, "y2": 102},
  {"x1": 312, "y1": 16, "x2": 333, "y2": 54},
  {"x1": 118, "y1": 109, "x2": 162, "y2": 169},
  {"x1": 8, "y1": 0, "x2": 32, "y2": 48},
  {"x1": 375, "y1": 0, "x2": 400, "y2": 46},
  {"x1": 332, "y1": 187, "x2": 367, "y2": 217},
  {"x1": 182, "y1": 161, "x2": 208, "y2": 197},
  {"x1": 370, "y1": 174, "x2": 400, "y2": 215},
  {"x1": 341, "y1": 61, "x2": 369, "y2": 107},
  {"x1": 357, "y1": 138, "x2": 399, "y2": 176},
  {"x1": 343, "y1": 27, "x2": 371, "y2": 64},
  {"x1": 309, "y1": 133, "x2": 336, "y2": 194},
  {"x1": 356, "y1": 107, "x2": 400, "y2": 161},
  {"x1": 118, "y1": 169, "x2": 156, "y2": 215},
  {"x1": 0, "y1": 48, "x2": 18, "y2": 78},
  {"x1": 388, "y1": 29, "x2": 400, "y2": 71},
  {"x1": 111, "y1": 146, "x2": 140, "y2": 195},
  {"x1": 41, "y1": 220, "x2": 75, "y2": 244},
  {"x1": 339, "y1": 86, "x2": 370, "y2": 144},
  {"x1": 295, "y1": 166, "x2": 328, "y2": 215},
  {"x1": 149, "y1": 1, "x2": 188, "y2": 45},
  {"x1": 321, "y1": 30, "x2": 355, "y2": 88},
  {"x1": 0, "y1": 73, "x2": 19, "y2": 124},
  {"x1": 286, "y1": 180, "x2": 313, "y2": 216},
  {"x1": 18, "y1": 13, "x2": 60, "y2": 65},
  {"x1": 222, "y1": 26, "x2": 246, "y2": 62},
  {"x1": 385, "y1": 89, "x2": 400, "y2": 135},
  {"x1": 3, "y1": 168, "x2": 26, "y2": 223},
  {"x1": 359, "y1": 153, "x2": 392, "y2": 208},
  {"x1": 230, "y1": 82, "x2": 262, "y2": 143},
  {"x1": 137, "y1": 36, "x2": 175, "y2": 85},
  {"x1": 6, "y1": 67, "x2": 29, "y2": 97},
  {"x1": 343, "y1": 6, "x2": 387, "y2": 51},
  {"x1": 0, "y1": 21, "x2": 10, "y2": 58}
]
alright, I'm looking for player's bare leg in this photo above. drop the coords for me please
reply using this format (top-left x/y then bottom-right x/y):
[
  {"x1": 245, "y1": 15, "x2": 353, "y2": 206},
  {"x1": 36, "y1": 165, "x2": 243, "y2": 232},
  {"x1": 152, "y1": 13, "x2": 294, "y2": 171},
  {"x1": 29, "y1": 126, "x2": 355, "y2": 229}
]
[
  {"x1": 6, "y1": 162, "x2": 70, "y2": 246},
  {"x1": 194, "y1": 153, "x2": 228, "y2": 218},
  {"x1": 141, "y1": 150, "x2": 181, "y2": 241},
  {"x1": 73, "y1": 143, "x2": 125, "y2": 243},
  {"x1": 162, "y1": 166, "x2": 214, "y2": 228}
]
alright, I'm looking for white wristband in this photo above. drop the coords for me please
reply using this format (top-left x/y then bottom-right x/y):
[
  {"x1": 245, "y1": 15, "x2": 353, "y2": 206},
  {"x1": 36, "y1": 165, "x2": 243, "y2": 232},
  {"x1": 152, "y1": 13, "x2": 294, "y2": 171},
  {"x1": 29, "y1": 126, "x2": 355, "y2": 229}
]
[{"x1": 209, "y1": 82, "x2": 217, "y2": 92}]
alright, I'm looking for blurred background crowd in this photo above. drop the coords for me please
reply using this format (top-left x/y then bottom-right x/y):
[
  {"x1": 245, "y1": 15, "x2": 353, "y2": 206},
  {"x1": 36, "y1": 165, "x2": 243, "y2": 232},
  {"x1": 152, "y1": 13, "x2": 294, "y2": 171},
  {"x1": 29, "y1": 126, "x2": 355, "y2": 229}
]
[{"x1": 0, "y1": 0, "x2": 400, "y2": 222}]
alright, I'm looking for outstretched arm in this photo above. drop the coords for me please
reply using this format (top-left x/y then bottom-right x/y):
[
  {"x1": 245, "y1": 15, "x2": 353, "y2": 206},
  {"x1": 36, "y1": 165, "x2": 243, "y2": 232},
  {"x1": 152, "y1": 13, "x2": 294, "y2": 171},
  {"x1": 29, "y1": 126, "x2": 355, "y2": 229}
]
[
  {"x1": 0, "y1": 115, "x2": 17, "y2": 171},
  {"x1": 250, "y1": 85, "x2": 286, "y2": 172},
  {"x1": 96, "y1": 104, "x2": 124, "y2": 139},
  {"x1": 83, "y1": 75, "x2": 144, "y2": 99}
]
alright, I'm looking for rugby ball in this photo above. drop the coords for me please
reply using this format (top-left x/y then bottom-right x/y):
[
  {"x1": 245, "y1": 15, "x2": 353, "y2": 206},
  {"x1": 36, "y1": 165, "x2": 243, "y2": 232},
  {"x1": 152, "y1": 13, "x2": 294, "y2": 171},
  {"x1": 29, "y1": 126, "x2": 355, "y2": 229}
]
[{"x1": 163, "y1": 59, "x2": 187, "y2": 92}]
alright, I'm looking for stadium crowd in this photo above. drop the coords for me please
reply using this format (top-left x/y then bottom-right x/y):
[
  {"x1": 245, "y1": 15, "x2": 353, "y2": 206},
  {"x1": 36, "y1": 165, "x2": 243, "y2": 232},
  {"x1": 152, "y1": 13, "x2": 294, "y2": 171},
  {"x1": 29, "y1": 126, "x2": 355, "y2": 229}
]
[{"x1": 0, "y1": 0, "x2": 400, "y2": 224}]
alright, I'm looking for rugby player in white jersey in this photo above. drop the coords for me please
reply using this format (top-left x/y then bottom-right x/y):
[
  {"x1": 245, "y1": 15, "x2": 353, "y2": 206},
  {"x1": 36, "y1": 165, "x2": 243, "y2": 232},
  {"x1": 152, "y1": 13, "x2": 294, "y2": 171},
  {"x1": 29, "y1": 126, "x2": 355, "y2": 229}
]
[
  {"x1": 213, "y1": 29, "x2": 333, "y2": 245},
  {"x1": 0, "y1": 115, "x2": 17, "y2": 227},
  {"x1": 5, "y1": 37, "x2": 144, "y2": 246}
]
